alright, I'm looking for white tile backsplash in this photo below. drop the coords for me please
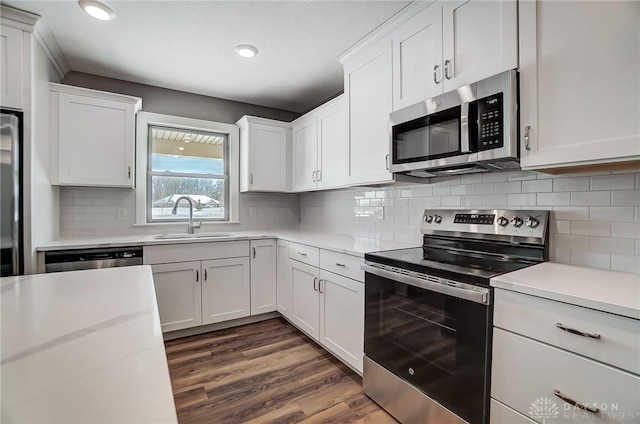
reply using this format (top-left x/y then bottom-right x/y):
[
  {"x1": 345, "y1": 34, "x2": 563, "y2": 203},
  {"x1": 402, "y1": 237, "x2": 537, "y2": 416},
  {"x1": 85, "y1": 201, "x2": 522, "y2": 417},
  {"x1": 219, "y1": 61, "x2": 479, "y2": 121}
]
[
  {"x1": 58, "y1": 169, "x2": 640, "y2": 273},
  {"x1": 300, "y1": 170, "x2": 640, "y2": 273},
  {"x1": 59, "y1": 188, "x2": 299, "y2": 237}
]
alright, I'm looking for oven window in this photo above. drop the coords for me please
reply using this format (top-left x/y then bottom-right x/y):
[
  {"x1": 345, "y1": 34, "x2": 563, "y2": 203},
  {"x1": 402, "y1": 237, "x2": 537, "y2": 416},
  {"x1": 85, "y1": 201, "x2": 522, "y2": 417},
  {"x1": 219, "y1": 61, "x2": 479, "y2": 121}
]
[
  {"x1": 392, "y1": 106, "x2": 461, "y2": 163},
  {"x1": 365, "y1": 273, "x2": 491, "y2": 424}
]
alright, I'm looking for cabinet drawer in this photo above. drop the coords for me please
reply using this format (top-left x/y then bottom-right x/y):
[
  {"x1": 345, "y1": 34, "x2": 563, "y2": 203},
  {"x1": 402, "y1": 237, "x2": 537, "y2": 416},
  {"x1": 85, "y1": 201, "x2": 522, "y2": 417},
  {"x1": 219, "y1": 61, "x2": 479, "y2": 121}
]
[
  {"x1": 319, "y1": 249, "x2": 363, "y2": 282},
  {"x1": 289, "y1": 242, "x2": 320, "y2": 267},
  {"x1": 490, "y1": 399, "x2": 536, "y2": 424},
  {"x1": 144, "y1": 241, "x2": 249, "y2": 264},
  {"x1": 494, "y1": 289, "x2": 640, "y2": 375},
  {"x1": 492, "y1": 329, "x2": 640, "y2": 424}
]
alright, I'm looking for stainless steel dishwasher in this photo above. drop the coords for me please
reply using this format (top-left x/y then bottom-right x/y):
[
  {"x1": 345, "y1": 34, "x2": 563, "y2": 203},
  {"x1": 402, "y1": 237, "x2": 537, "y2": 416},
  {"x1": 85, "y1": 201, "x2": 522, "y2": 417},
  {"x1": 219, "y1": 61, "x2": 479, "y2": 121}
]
[{"x1": 44, "y1": 246, "x2": 143, "y2": 273}]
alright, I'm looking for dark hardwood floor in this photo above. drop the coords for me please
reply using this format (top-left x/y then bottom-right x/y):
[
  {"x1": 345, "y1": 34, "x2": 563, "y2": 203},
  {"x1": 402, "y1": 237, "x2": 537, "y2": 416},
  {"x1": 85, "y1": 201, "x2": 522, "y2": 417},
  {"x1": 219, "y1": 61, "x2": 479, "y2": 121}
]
[{"x1": 164, "y1": 318, "x2": 397, "y2": 424}]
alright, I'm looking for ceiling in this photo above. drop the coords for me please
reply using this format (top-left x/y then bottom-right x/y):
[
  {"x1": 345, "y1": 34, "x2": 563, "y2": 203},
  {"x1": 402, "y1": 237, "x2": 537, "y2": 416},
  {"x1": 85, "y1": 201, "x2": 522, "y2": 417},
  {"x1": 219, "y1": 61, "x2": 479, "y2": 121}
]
[{"x1": 6, "y1": 0, "x2": 410, "y2": 113}]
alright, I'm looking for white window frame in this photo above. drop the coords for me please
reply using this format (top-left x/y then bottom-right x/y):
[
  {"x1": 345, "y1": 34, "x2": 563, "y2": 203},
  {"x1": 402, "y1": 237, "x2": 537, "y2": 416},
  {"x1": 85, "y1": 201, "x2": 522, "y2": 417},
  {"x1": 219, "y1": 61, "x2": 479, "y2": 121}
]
[{"x1": 135, "y1": 111, "x2": 240, "y2": 225}]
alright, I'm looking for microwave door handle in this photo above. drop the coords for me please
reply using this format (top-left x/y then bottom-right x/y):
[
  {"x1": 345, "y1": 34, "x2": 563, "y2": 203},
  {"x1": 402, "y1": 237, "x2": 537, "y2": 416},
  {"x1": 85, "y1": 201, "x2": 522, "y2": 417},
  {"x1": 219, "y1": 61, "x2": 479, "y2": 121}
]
[{"x1": 460, "y1": 102, "x2": 470, "y2": 153}]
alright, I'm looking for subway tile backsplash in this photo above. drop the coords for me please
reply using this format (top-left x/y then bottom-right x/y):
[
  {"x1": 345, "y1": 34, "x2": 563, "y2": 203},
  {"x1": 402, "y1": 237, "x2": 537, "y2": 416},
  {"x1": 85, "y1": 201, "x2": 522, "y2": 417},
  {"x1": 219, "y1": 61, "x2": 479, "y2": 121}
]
[
  {"x1": 59, "y1": 169, "x2": 640, "y2": 273},
  {"x1": 300, "y1": 170, "x2": 640, "y2": 274}
]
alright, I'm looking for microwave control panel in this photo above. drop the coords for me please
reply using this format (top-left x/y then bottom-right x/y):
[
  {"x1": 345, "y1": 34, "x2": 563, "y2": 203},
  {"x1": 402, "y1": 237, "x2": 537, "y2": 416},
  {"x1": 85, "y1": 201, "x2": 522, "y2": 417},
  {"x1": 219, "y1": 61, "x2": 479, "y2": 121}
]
[{"x1": 477, "y1": 93, "x2": 503, "y2": 151}]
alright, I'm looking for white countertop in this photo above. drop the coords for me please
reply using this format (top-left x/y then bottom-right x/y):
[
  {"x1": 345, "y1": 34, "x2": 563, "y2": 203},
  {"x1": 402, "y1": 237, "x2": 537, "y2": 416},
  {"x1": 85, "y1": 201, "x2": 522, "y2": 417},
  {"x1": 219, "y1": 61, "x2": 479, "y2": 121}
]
[
  {"x1": 1, "y1": 266, "x2": 178, "y2": 423},
  {"x1": 36, "y1": 230, "x2": 416, "y2": 257},
  {"x1": 491, "y1": 262, "x2": 640, "y2": 320}
]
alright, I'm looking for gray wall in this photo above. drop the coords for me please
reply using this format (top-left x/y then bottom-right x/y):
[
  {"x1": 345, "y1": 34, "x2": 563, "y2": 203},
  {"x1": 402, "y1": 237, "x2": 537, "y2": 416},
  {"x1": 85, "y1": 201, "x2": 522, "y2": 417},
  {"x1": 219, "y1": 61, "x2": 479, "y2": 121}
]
[{"x1": 62, "y1": 71, "x2": 301, "y2": 124}]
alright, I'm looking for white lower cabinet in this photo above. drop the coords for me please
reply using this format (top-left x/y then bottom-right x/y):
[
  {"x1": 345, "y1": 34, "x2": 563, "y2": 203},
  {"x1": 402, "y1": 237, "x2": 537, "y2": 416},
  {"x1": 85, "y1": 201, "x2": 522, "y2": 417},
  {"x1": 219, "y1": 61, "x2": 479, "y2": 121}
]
[
  {"x1": 288, "y1": 247, "x2": 365, "y2": 373},
  {"x1": 276, "y1": 240, "x2": 292, "y2": 318},
  {"x1": 202, "y1": 257, "x2": 250, "y2": 325},
  {"x1": 319, "y1": 270, "x2": 364, "y2": 372},
  {"x1": 491, "y1": 288, "x2": 640, "y2": 424},
  {"x1": 290, "y1": 260, "x2": 320, "y2": 339},
  {"x1": 250, "y1": 239, "x2": 277, "y2": 315},
  {"x1": 150, "y1": 261, "x2": 202, "y2": 333}
]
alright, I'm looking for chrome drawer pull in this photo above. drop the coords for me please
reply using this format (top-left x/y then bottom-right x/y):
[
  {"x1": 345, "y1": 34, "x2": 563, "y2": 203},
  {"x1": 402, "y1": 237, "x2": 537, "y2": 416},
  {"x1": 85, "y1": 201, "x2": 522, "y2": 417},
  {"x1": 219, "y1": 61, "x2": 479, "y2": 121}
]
[
  {"x1": 554, "y1": 389, "x2": 600, "y2": 414},
  {"x1": 556, "y1": 323, "x2": 601, "y2": 339},
  {"x1": 335, "y1": 262, "x2": 346, "y2": 267},
  {"x1": 298, "y1": 252, "x2": 307, "y2": 256}
]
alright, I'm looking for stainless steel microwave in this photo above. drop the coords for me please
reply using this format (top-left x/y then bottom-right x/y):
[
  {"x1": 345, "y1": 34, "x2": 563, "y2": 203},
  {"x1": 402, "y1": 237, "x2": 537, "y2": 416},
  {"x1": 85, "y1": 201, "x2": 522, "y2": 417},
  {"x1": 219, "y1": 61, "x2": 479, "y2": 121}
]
[{"x1": 390, "y1": 70, "x2": 519, "y2": 177}]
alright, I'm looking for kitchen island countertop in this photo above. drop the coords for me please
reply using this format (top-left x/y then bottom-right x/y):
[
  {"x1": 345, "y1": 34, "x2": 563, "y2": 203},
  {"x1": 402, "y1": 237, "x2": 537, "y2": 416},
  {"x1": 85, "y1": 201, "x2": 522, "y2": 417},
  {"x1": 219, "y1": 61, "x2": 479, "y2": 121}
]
[{"x1": 0, "y1": 266, "x2": 178, "y2": 423}]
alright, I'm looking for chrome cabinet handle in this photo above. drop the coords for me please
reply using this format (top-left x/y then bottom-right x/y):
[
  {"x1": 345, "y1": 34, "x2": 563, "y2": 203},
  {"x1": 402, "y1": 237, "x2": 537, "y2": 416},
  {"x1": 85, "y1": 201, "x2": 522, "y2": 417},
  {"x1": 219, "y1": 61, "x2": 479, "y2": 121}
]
[
  {"x1": 316, "y1": 169, "x2": 321, "y2": 182},
  {"x1": 524, "y1": 125, "x2": 531, "y2": 151},
  {"x1": 204, "y1": 269, "x2": 207, "y2": 281},
  {"x1": 433, "y1": 64, "x2": 440, "y2": 84},
  {"x1": 252, "y1": 247, "x2": 256, "y2": 258},
  {"x1": 312, "y1": 171, "x2": 317, "y2": 182},
  {"x1": 297, "y1": 251, "x2": 307, "y2": 256},
  {"x1": 319, "y1": 279, "x2": 324, "y2": 294},
  {"x1": 249, "y1": 173, "x2": 254, "y2": 184},
  {"x1": 335, "y1": 262, "x2": 345, "y2": 267},
  {"x1": 385, "y1": 154, "x2": 389, "y2": 170},
  {"x1": 444, "y1": 59, "x2": 453, "y2": 80},
  {"x1": 127, "y1": 165, "x2": 131, "y2": 179},
  {"x1": 554, "y1": 390, "x2": 600, "y2": 414},
  {"x1": 556, "y1": 322, "x2": 601, "y2": 339},
  {"x1": 313, "y1": 277, "x2": 318, "y2": 291},
  {"x1": 196, "y1": 269, "x2": 199, "y2": 282}
]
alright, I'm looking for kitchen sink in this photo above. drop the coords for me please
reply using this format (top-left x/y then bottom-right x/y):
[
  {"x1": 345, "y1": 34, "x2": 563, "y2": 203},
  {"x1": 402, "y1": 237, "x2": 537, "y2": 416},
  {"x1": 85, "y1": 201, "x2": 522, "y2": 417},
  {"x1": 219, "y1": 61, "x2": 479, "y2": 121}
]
[{"x1": 153, "y1": 232, "x2": 233, "y2": 240}]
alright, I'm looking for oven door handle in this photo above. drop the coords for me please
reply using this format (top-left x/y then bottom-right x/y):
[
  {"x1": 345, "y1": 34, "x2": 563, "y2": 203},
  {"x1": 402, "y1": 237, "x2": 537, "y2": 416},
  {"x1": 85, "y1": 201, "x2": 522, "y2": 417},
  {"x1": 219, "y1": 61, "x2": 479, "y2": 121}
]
[{"x1": 361, "y1": 263, "x2": 490, "y2": 305}]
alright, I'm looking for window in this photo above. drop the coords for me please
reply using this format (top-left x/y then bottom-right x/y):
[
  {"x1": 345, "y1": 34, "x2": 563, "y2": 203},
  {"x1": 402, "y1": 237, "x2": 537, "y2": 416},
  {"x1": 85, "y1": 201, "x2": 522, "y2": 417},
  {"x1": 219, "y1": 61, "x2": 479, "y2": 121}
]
[{"x1": 136, "y1": 112, "x2": 239, "y2": 224}]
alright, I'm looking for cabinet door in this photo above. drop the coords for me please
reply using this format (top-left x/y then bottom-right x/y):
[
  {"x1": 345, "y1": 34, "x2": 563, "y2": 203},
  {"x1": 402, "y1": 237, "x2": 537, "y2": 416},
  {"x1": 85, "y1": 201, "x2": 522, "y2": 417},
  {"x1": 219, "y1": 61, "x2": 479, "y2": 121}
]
[
  {"x1": 292, "y1": 117, "x2": 318, "y2": 191},
  {"x1": 151, "y1": 261, "x2": 202, "y2": 333},
  {"x1": 317, "y1": 97, "x2": 347, "y2": 190},
  {"x1": 248, "y1": 123, "x2": 288, "y2": 191},
  {"x1": 201, "y1": 257, "x2": 250, "y2": 325},
  {"x1": 392, "y1": 3, "x2": 443, "y2": 111},
  {"x1": 442, "y1": 0, "x2": 517, "y2": 90},
  {"x1": 344, "y1": 37, "x2": 394, "y2": 185},
  {"x1": 56, "y1": 92, "x2": 136, "y2": 187},
  {"x1": 0, "y1": 25, "x2": 23, "y2": 109},
  {"x1": 319, "y1": 270, "x2": 364, "y2": 373},
  {"x1": 276, "y1": 240, "x2": 292, "y2": 318},
  {"x1": 290, "y1": 260, "x2": 320, "y2": 340},
  {"x1": 250, "y1": 239, "x2": 277, "y2": 315},
  {"x1": 519, "y1": 1, "x2": 640, "y2": 170}
]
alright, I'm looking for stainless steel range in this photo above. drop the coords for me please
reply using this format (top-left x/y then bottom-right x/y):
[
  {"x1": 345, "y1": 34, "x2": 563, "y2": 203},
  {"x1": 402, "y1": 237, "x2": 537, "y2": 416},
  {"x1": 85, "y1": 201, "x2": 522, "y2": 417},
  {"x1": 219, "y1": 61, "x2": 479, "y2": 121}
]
[{"x1": 362, "y1": 209, "x2": 549, "y2": 424}]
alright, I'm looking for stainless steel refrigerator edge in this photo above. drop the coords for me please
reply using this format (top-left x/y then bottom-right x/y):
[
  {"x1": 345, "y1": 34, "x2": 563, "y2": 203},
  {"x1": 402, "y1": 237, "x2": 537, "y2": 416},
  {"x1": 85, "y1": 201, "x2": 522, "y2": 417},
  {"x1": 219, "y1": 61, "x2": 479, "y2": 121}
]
[{"x1": 1, "y1": 111, "x2": 24, "y2": 276}]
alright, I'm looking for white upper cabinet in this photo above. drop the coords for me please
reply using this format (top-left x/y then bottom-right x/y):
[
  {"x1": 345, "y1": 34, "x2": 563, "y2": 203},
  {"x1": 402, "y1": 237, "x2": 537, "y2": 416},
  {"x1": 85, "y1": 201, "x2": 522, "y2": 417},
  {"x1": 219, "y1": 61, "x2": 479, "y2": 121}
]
[
  {"x1": 49, "y1": 83, "x2": 141, "y2": 188},
  {"x1": 292, "y1": 115, "x2": 318, "y2": 192},
  {"x1": 390, "y1": 0, "x2": 517, "y2": 112},
  {"x1": 237, "y1": 116, "x2": 290, "y2": 192},
  {"x1": 343, "y1": 38, "x2": 394, "y2": 185},
  {"x1": 441, "y1": 0, "x2": 518, "y2": 91},
  {"x1": 392, "y1": 3, "x2": 443, "y2": 110},
  {"x1": 519, "y1": 1, "x2": 640, "y2": 171},
  {"x1": 0, "y1": 24, "x2": 23, "y2": 110},
  {"x1": 291, "y1": 95, "x2": 346, "y2": 192}
]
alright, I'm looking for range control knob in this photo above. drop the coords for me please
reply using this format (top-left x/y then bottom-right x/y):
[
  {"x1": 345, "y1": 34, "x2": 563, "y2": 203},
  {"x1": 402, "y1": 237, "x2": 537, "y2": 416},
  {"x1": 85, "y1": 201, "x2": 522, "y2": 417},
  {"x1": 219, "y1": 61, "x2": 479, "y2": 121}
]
[
  {"x1": 424, "y1": 215, "x2": 433, "y2": 223},
  {"x1": 526, "y1": 216, "x2": 539, "y2": 228},
  {"x1": 434, "y1": 215, "x2": 443, "y2": 224},
  {"x1": 511, "y1": 216, "x2": 524, "y2": 228},
  {"x1": 497, "y1": 216, "x2": 509, "y2": 227}
]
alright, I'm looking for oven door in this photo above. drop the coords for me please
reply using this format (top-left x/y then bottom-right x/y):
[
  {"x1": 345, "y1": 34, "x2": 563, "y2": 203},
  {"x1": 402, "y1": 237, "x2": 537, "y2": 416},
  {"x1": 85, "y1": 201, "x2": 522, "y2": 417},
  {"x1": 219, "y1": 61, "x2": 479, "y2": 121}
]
[{"x1": 363, "y1": 265, "x2": 492, "y2": 424}]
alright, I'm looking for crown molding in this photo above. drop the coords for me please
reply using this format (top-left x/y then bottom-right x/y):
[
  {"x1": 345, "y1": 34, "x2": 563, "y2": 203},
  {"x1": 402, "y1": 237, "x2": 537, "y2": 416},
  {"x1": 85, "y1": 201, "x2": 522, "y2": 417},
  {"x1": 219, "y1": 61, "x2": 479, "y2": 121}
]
[
  {"x1": 0, "y1": 4, "x2": 39, "y2": 30},
  {"x1": 33, "y1": 20, "x2": 71, "y2": 80},
  {"x1": 337, "y1": 0, "x2": 435, "y2": 64}
]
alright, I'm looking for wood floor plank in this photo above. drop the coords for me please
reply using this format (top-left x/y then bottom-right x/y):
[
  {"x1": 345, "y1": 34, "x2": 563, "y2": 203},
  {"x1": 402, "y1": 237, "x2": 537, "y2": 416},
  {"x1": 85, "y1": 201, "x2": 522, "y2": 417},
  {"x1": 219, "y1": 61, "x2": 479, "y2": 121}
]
[{"x1": 164, "y1": 318, "x2": 397, "y2": 424}]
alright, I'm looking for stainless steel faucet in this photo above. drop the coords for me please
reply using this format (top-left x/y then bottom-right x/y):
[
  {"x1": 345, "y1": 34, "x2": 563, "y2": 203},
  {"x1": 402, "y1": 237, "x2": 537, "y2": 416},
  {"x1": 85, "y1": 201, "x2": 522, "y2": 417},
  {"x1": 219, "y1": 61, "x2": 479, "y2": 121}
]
[{"x1": 171, "y1": 196, "x2": 201, "y2": 234}]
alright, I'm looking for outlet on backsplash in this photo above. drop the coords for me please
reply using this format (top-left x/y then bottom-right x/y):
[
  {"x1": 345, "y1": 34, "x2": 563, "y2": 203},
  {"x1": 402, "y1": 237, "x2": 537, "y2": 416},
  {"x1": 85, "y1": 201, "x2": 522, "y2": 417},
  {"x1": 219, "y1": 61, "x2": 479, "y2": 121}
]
[
  {"x1": 249, "y1": 207, "x2": 257, "y2": 217},
  {"x1": 117, "y1": 208, "x2": 127, "y2": 220}
]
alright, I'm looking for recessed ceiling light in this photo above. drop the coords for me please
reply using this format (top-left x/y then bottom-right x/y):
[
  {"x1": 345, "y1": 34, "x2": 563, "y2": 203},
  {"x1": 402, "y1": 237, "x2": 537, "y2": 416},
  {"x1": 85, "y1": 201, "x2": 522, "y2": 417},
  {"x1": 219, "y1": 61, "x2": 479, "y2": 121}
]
[
  {"x1": 79, "y1": 0, "x2": 116, "y2": 21},
  {"x1": 235, "y1": 44, "x2": 258, "y2": 58}
]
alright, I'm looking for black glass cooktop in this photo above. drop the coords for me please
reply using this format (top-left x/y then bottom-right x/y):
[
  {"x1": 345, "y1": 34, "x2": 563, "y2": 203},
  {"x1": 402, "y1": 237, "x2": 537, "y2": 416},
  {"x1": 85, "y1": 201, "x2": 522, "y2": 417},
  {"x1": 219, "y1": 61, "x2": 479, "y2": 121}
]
[{"x1": 365, "y1": 247, "x2": 536, "y2": 286}]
